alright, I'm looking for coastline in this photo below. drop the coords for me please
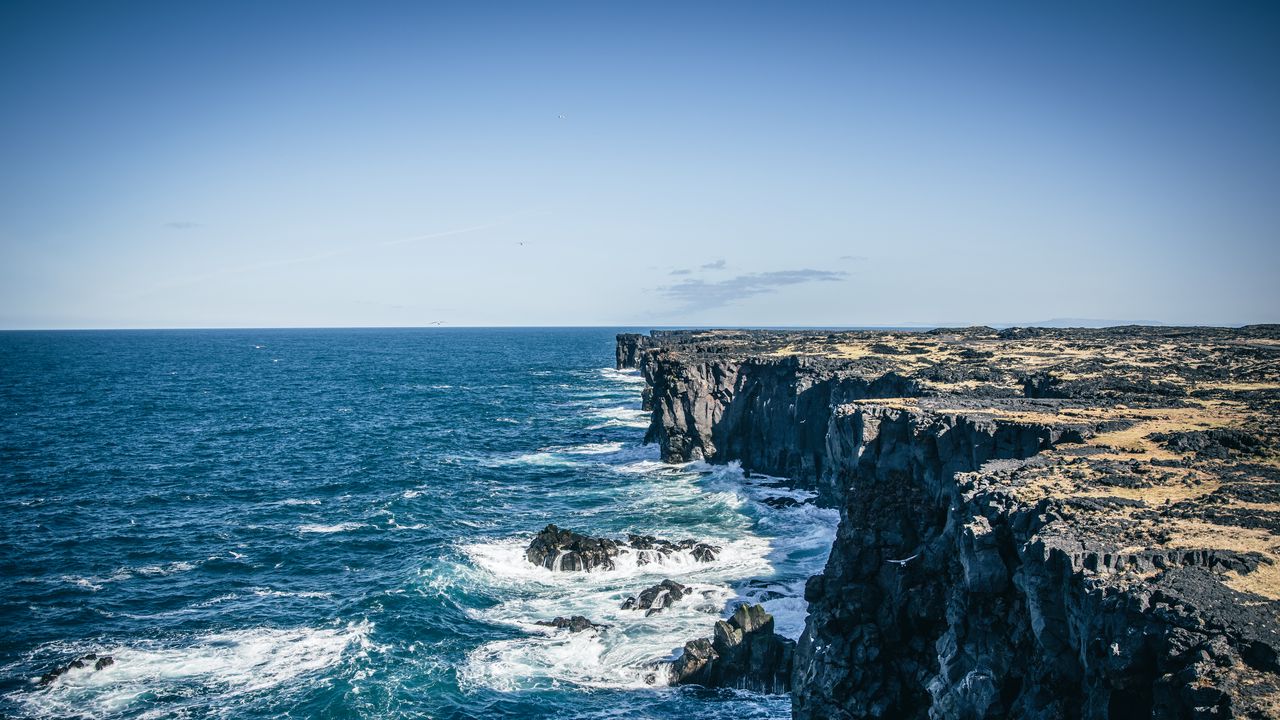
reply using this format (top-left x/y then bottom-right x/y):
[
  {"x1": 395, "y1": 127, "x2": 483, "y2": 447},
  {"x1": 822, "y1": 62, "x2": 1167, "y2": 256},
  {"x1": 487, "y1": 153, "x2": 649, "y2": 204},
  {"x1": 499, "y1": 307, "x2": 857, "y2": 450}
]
[{"x1": 619, "y1": 327, "x2": 1280, "y2": 718}]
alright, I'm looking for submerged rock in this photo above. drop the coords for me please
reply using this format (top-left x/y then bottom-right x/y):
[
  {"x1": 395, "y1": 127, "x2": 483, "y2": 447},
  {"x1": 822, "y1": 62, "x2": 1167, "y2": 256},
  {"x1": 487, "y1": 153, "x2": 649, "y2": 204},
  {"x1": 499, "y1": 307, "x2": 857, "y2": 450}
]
[
  {"x1": 670, "y1": 603, "x2": 794, "y2": 693},
  {"x1": 38, "y1": 653, "x2": 114, "y2": 686},
  {"x1": 525, "y1": 524, "x2": 622, "y2": 571},
  {"x1": 621, "y1": 579, "x2": 689, "y2": 616},
  {"x1": 534, "y1": 615, "x2": 606, "y2": 633}
]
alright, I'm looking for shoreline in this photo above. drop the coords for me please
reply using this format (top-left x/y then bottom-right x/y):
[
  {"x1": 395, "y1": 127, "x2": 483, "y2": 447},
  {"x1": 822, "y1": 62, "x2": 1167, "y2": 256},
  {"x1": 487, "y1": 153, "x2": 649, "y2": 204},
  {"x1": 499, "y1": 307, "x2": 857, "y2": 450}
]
[{"x1": 620, "y1": 326, "x2": 1280, "y2": 718}]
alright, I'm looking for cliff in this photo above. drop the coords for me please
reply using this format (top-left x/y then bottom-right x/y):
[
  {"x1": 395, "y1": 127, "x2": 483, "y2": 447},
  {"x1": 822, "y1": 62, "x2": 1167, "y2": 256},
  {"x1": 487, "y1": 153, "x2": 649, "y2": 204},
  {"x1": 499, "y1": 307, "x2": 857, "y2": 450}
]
[{"x1": 619, "y1": 327, "x2": 1280, "y2": 719}]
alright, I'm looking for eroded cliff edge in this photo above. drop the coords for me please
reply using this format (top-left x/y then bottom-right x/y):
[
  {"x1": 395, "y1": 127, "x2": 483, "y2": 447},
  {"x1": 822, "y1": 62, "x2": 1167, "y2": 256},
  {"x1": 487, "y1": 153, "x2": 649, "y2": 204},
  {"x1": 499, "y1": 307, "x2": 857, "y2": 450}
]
[{"x1": 617, "y1": 327, "x2": 1280, "y2": 719}]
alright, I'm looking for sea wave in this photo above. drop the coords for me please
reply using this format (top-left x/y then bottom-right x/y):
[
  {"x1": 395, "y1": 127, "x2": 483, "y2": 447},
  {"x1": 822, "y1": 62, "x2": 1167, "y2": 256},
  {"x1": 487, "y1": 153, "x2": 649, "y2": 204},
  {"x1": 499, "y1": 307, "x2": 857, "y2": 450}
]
[{"x1": 10, "y1": 622, "x2": 373, "y2": 718}]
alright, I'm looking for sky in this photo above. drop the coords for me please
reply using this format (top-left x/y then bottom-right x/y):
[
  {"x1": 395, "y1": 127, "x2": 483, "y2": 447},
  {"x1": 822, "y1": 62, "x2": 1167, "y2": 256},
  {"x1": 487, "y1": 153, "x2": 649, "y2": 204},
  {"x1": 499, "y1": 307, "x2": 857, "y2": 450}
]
[{"x1": 1, "y1": 1, "x2": 1278, "y2": 329}]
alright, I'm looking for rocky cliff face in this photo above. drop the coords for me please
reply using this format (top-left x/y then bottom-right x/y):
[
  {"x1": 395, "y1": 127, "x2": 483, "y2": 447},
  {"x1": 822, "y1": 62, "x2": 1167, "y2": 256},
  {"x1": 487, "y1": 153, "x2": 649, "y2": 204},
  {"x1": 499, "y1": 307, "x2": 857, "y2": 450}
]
[{"x1": 620, "y1": 328, "x2": 1280, "y2": 719}]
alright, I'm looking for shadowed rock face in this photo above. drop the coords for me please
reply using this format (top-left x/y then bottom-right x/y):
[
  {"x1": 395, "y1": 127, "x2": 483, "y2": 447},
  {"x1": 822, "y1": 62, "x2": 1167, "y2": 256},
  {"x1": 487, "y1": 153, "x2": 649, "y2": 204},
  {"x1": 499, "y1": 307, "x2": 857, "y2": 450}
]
[
  {"x1": 620, "y1": 327, "x2": 1280, "y2": 719},
  {"x1": 670, "y1": 603, "x2": 794, "y2": 694}
]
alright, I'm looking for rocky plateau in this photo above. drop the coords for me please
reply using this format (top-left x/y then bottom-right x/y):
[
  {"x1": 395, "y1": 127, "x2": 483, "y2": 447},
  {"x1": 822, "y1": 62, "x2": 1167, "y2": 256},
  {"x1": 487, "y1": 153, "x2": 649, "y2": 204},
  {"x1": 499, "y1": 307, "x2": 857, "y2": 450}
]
[{"x1": 618, "y1": 326, "x2": 1280, "y2": 719}]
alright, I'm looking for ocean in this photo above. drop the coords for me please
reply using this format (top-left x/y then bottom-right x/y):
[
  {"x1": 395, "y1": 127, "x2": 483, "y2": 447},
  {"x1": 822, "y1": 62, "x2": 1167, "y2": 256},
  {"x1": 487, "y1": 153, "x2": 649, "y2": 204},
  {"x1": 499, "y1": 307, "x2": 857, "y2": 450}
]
[{"x1": 0, "y1": 328, "x2": 836, "y2": 719}]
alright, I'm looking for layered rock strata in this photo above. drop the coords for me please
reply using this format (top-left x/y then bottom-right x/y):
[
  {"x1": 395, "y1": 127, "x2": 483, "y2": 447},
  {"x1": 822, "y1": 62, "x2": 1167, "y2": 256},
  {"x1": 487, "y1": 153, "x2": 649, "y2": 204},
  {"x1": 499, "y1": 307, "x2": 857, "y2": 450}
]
[{"x1": 620, "y1": 327, "x2": 1280, "y2": 718}]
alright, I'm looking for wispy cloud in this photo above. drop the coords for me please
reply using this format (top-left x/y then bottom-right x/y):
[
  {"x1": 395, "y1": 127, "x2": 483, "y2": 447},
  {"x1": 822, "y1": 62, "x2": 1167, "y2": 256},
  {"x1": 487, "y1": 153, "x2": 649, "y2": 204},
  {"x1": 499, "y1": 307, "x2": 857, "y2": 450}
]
[
  {"x1": 135, "y1": 212, "x2": 541, "y2": 297},
  {"x1": 164, "y1": 220, "x2": 201, "y2": 230},
  {"x1": 669, "y1": 258, "x2": 726, "y2": 275},
  {"x1": 660, "y1": 269, "x2": 846, "y2": 310}
]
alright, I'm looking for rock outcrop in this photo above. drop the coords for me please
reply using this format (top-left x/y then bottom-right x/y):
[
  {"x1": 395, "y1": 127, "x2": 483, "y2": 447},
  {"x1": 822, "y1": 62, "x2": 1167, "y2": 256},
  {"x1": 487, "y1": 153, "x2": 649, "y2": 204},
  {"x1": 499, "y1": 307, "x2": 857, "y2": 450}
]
[
  {"x1": 535, "y1": 615, "x2": 606, "y2": 632},
  {"x1": 622, "y1": 327, "x2": 1280, "y2": 718},
  {"x1": 526, "y1": 524, "x2": 622, "y2": 571},
  {"x1": 670, "y1": 603, "x2": 795, "y2": 693},
  {"x1": 39, "y1": 653, "x2": 114, "y2": 686},
  {"x1": 627, "y1": 534, "x2": 720, "y2": 564},
  {"x1": 621, "y1": 579, "x2": 689, "y2": 616},
  {"x1": 525, "y1": 525, "x2": 720, "y2": 572}
]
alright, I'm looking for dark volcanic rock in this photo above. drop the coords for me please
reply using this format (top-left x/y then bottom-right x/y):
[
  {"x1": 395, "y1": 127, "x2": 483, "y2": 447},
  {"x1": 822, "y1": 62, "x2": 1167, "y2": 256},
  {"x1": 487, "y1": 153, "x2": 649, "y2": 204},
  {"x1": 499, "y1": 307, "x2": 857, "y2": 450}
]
[
  {"x1": 621, "y1": 579, "x2": 688, "y2": 616},
  {"x1": 626, "y1": 534, "x2": 720, "y2": 565},
  {"x1": 525, "y1": 526, "x2": 720, "y2": 572},
  {"x1": 1150, "y1": 428, "x2": 1266, "y2": 459},
  {"x1": 670, "y1": 603, "x2": 794, "y2": 693},
  {"x1": 535, "y1": 615, "x2": 606, "y2": 633},
  {"x1": 525, "y1": 524, "x2": 621, "y2": 572},
  {"x1": 621, "y1": 327, "x2": 1280, "y2": 719},
  {"x1": 38, "y1": 653, "x2": 114, "y2": 686}
]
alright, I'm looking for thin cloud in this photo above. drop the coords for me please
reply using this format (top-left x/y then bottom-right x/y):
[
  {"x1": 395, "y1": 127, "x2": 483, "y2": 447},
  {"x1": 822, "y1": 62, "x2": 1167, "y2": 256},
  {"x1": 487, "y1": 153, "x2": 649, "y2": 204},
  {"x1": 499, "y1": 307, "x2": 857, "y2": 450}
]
[
  {"x1": 660, "y1": 269, "x2": 846, "y2": 310},
  {"x1": 700, "y1": 259, "x2": 726, "y2": 270},
  {"x1": 164, "y1": 221, "x2": 201, "y2": 230},
  {"x1": 669, "y1": 268, "x2": 693, "y2": 276},
  {"x1": 134, "y1": 212, "x2": 542, "y2": 297}
]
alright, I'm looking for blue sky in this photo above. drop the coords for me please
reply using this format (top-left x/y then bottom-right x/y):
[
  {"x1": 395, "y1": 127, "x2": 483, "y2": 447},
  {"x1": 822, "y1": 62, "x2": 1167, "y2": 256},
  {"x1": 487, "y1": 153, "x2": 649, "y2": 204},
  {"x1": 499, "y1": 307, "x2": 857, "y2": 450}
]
[{"x1": 2, "y1": 1, "x2": 1277, "y2": 328}]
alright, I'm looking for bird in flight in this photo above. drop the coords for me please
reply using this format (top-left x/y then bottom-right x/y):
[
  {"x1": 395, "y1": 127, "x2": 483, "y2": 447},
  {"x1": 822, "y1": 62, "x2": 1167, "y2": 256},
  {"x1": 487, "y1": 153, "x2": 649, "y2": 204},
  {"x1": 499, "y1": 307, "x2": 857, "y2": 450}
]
[{"x1": 886, "y1": 554, "x2": 919, "y2": 568}]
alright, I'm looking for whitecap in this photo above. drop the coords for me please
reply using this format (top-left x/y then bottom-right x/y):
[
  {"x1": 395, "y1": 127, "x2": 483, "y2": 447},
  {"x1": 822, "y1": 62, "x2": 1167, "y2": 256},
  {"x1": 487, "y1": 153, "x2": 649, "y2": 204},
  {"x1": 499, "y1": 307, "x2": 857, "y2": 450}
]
[
  {"x1": 251, "y1": 588, "x2": 335, "y2": 600},
  {"x1": 597, "y1": 368, "x2": 646, "y2": 384},
  {"x1": 297, "y1": 522, "x2": 365, "y2": 534},
  {"x1": 13, "y1": 622, "x2": 373, "y2": 718}
]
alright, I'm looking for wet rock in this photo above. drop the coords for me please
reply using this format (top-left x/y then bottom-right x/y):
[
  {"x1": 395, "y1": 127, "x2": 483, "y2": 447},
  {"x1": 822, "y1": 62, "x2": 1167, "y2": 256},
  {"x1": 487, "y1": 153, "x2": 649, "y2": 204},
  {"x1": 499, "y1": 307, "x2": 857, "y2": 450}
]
[
  {"x1": 38, "y1": 653, "x2": 113, "y2": 686},
  {"x1": 534, "y1": 615, "x2": 606, "y2": 633},
  {"x1": 525, "y1": 524, "x2": 621, "y2": 572},
  {"x1": 627, "y1": 535, "x2": 721, "y2": 565},
  {"x1": 621, "y1": 579, "x2": 689, "y2": 616},
  {"x1": 670, "y1": 604, "x2": 794, "y2": 693},
  {"x1": 525, "y1": 526, "x2": 720, "y2": 572}
]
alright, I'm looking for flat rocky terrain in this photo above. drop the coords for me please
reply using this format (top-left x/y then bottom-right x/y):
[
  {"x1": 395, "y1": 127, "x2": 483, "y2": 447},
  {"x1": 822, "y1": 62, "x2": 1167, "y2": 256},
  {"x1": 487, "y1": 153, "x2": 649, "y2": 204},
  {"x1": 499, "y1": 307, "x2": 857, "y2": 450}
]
[{"x1": 619, "y1": 326, "x2": 1280, "y2": 719}]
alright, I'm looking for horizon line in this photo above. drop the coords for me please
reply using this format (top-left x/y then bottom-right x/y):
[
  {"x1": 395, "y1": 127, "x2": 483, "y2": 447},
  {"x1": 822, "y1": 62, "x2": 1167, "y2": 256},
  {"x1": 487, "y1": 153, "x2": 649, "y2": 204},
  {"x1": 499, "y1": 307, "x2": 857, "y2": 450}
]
[{"x1": 1, "y1": 322, "x2": 1275, "y2": 333}]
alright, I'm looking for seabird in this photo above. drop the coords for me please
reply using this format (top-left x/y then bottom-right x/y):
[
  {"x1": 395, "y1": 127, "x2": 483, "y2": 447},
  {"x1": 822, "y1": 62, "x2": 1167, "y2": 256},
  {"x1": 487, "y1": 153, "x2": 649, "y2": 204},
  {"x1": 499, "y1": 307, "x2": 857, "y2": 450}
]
[{"x1": 886, "y1": 554, "x2": 919, "y2": 568}]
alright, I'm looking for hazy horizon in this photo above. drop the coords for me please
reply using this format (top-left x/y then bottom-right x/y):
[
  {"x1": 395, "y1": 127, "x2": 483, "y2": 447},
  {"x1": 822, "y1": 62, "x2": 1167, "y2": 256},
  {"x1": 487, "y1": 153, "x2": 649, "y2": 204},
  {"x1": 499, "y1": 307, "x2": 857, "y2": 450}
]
[{"x1": 3, "y1": 2, "x2": 1278, "y2": 330}]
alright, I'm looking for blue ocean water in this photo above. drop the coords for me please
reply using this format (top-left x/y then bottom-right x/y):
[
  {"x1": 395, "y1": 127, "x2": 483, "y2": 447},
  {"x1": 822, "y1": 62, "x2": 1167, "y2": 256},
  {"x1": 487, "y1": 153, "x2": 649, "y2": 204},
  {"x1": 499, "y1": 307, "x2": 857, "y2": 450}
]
[{"x1": 0, "y1": 328, "x2": 835, "y2": 719}]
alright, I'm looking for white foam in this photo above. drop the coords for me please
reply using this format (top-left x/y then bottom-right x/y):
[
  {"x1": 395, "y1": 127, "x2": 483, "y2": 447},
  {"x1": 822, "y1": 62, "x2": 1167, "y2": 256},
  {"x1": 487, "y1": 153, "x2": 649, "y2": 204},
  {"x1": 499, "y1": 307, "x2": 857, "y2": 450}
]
[
  {"x1": 597, "y1": 368, "x2": 646, "y2": 384},
  {"x1": 13, "y1": 623, "x2": 372, "y2": 718},
  {"x1": 251, "y1": 587, "x2": 335, "y2": 600},
  {"x1": 61, "y1": 576, "x2": 102, "y2": 592},
  {"x1": 297, "y1": 522, "x2": 365, "y2": 534},
  {"x1": 560, "y1": 441, "x2": 626, "y2": 454}
]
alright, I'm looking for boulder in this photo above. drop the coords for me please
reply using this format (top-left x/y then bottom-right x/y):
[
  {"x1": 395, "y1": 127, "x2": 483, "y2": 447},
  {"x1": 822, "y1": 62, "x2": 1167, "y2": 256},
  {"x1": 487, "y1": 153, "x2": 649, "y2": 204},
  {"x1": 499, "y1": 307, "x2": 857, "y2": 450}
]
[
  {"x1": 621, "y1": 579, "x2": 689, "y2": 616},
  {"x1": 669, "y1": 603, "x2": 794, "y2": 693},
  {"x1": 525, "y1": 524, "x2": 621, "y2": 571},
  {"x1": 525, "y1": 525, "x2": 719, "y2": 571}
]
